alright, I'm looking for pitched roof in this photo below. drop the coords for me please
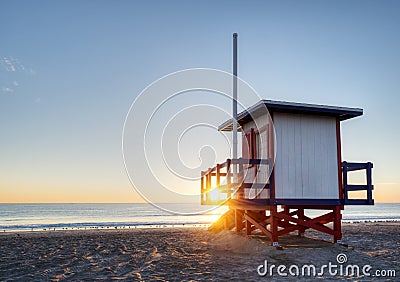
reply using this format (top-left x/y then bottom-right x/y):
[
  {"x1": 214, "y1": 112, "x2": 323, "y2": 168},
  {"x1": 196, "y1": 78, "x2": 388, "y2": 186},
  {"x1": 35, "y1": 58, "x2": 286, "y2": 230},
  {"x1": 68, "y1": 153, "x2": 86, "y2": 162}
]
[{"x1": 218, "y1": 99, "x2": 363, "y2": 131}]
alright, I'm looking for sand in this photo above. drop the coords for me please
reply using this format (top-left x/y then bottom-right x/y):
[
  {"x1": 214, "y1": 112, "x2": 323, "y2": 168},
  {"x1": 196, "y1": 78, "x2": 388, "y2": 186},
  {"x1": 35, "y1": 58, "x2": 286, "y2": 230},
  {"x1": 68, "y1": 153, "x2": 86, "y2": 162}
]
[{"x1": 0, "y1": 222, "x2": 398, "y2": 281}]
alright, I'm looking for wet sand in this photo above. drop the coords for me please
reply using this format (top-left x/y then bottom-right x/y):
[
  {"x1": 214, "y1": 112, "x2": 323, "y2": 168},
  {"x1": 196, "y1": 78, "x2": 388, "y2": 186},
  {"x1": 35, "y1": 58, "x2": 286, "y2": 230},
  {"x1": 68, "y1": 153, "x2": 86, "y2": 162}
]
[{"x1": 0, "y1": 222, "x2": 398, "y2": 281}]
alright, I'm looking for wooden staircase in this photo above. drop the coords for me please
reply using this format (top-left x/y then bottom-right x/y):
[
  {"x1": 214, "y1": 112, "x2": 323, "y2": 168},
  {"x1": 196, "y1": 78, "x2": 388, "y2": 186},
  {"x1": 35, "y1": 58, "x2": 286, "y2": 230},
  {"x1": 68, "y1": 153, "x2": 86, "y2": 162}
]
[{"x1": 208, "y1": 209, "x2": 236, "y2": 233}]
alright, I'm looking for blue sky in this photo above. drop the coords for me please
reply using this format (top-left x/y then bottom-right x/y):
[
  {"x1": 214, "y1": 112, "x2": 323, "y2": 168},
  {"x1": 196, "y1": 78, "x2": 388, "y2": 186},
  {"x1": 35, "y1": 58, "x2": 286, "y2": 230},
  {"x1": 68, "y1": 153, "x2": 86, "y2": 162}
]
[{"x1": 1, "y1": 0, "x2": 399, "y2": 202}]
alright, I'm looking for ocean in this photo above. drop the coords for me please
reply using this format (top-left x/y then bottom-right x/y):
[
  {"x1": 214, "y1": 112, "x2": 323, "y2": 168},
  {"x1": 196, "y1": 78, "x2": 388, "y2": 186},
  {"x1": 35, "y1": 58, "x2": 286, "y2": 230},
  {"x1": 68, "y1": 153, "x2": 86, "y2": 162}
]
[{"x1": 0, "y1": 203, "x2": 399, "y2": 232}]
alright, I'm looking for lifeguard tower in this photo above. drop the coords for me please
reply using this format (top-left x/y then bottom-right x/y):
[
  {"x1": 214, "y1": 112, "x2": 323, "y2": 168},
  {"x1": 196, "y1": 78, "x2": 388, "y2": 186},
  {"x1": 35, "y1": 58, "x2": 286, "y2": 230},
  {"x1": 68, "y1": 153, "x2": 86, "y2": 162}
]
[{"x1": 200, "y1": 99, "x2": 374, "y2": 245}]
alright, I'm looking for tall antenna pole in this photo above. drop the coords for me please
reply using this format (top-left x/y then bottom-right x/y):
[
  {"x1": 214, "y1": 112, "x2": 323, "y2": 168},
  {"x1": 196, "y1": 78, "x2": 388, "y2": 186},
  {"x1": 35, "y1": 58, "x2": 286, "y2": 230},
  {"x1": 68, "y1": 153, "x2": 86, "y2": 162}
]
[{"x1": 232, "y1": 33, "x2": 238, "y2": 179}]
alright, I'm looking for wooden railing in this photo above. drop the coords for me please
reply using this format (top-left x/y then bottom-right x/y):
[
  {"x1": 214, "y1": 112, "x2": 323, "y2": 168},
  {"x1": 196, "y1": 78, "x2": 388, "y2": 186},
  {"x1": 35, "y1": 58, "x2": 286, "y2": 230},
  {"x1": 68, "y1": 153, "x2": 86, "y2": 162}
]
[
  {"x1": 200, "y1": 158, "x2": 273, "y2": 205},
  {"x1": 201, "y1": 160, "x2": 374, "y2": 206},
  {"x1": 342, "y1": 161, "x2": 374, "y2": 205}
]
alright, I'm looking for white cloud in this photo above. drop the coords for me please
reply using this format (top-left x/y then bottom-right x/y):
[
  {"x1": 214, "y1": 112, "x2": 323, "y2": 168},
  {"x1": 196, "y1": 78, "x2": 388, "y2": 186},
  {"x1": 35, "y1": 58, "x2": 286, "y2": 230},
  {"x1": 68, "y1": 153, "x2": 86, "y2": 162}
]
[
  {"x1": 1, "y1": 56, "x2": 26, "y2": 72},
  {"x1": 2, "y1": 87, "x2": 14, "y2": 93}
]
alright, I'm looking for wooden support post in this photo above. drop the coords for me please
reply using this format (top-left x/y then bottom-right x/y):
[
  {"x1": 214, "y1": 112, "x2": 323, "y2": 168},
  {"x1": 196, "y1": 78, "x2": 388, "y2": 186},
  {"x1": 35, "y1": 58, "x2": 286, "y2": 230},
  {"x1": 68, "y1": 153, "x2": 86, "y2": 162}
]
[
  {"x1": 343, "y1": 161, "x2": 348, "y2": 203},
  {"x1": 227, "y1": 159, "x2": 232, "y2": 198},
  {"x1": 216, "y1": 164, "x2": 221, "y2": 187},
  {"x1": 270, "y1": 206, "x2": 279, "y2": 246},
  {"x1": 245, "y1": 211, "x2": 252, "y2": 236},
  {"x1": 336, "y1": 118, "x2": 344, "y2": 200},
  {"x1": 297, "y1": 208, "x2": 305, "y2": 236},
  {"x1": 366, "y1": 162, "x2": 373, "y2": 204},
  {"x1": 333, "y1": 206, "x2": 342, "y2": 243},
  {"x1": 200, "y1": 173, "x2": 204, "y2": 205},
  {"x1": 235, "y1": 209, "x2": 243, "y2": 234},
  {"x1": 205, "y1": 173, "x2": 210, "y2": 204},
  {"x1": 216, "y1": 164, "x2": 221, "y2": 203}
]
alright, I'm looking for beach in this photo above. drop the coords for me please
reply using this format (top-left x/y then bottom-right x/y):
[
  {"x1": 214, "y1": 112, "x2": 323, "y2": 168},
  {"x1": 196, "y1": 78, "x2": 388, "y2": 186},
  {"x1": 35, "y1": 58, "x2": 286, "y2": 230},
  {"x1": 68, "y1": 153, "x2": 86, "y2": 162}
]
[{"x1": 0, "y1": 222, "x2": 398, "y2": 281}]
